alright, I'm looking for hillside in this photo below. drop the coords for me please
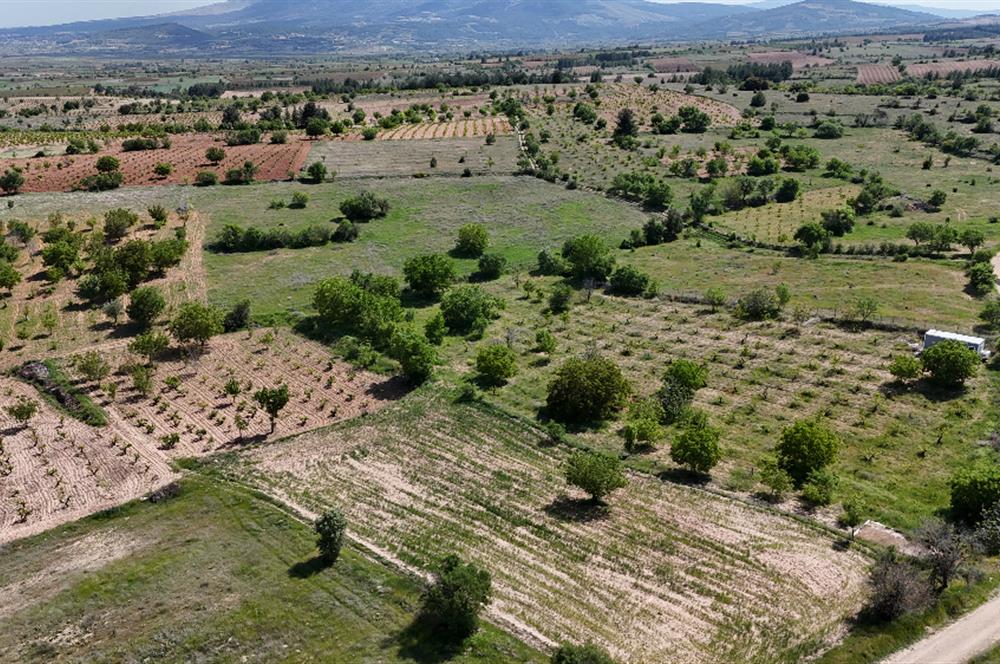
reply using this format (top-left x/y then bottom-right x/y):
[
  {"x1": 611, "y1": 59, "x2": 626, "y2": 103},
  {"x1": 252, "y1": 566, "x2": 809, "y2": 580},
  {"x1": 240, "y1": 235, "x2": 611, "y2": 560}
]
[
  {"x1": 0, "y1": 0, "x2": 957, "y2": 55},
  {"x1": 694, "y1": 0, "x2": 939, "y2": 38}
]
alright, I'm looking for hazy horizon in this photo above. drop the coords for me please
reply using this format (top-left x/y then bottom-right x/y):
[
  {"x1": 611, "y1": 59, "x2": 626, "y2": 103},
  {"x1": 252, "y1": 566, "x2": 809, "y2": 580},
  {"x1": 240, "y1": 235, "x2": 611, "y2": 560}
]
[{"x1": 0, "y1": 0, "x2": 999, "y2": 29}]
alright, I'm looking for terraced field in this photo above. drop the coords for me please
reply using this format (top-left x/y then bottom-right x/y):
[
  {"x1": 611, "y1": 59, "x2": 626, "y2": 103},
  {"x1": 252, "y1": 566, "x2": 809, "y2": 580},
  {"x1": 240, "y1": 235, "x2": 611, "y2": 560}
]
[{"x1": 210, "y1": 393, "x2": 869, "y2": 664}]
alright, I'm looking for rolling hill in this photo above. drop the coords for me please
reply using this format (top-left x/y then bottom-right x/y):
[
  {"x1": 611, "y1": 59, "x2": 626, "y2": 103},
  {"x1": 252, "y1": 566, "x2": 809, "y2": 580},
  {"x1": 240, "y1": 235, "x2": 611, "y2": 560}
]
[{"x1": 0, "y1": 0, "x2": 959, "y2": 55}]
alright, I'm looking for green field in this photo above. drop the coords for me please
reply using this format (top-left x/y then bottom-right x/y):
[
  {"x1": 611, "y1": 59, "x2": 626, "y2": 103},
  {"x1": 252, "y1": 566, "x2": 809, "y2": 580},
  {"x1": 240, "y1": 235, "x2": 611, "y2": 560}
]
[
  {"x1": 0, "y1": 476, "x2": 542, "y2": 663},
  {"x1": 193, "y1": 177, "x2": 649, "y2": 317}
]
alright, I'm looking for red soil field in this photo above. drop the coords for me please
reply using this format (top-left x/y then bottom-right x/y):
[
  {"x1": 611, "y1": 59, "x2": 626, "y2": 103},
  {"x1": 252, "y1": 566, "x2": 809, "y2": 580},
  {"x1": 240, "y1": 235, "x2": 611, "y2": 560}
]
[
  {"x1": 856, "y1": 64, "x2": 903, "y2": 85},
  {"x1": 649, "y1": 57, "x2": 696, "y2": 73},
  {"x1": 908, "y1": 59, "x2": 1000, "y2": 77},
  {"x1": 0, "y1": 134, "x2": 311, "y2": 193},
  {"x1": 748, "y1": 51, "x2": 835, "y2": 69}
]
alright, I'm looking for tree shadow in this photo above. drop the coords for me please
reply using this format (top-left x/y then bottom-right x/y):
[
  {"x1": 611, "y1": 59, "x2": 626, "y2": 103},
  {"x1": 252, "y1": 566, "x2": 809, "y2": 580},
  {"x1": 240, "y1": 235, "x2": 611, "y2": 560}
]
[
  {"x1": 543, "y1": 495, "x2": 611, "y2": 523},
  {"x1": 656, "y1": 467, "x2": 712, "y2": 488},
  {"x1": 288, "y1": 555, "x2": 329, "y2": 579},
  {"x1": 383, "y1": 616, "x2": 468, "y2": 664}
]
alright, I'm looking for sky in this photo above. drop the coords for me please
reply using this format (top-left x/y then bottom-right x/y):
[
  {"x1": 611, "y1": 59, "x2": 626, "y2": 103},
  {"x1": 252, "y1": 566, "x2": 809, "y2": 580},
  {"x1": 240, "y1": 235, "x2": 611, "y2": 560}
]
[{"x1": 0, "y1": 0, "x2": 999, "y2": 29}]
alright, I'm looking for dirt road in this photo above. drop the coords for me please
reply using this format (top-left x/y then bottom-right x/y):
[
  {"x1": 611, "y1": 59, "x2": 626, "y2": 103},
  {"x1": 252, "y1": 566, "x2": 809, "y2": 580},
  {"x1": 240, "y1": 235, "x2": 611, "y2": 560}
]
[{"x1": 882, "y1": 593, "x2": 1000, "y2": 663}]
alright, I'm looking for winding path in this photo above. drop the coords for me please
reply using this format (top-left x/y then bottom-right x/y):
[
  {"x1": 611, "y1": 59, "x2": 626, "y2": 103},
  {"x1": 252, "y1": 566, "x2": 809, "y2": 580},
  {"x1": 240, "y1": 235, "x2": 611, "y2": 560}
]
[{"x1": 882, "y1": 592, "x2": 1000, "y2": 663}]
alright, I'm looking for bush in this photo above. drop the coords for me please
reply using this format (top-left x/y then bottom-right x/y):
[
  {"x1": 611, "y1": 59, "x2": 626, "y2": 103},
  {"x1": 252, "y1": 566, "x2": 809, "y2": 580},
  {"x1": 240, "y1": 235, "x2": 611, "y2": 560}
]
[
  {"x1": 403, "y1": 253, "x2": 455, "y2": 297},
  {"x1": 814, "y1": 121, "x2": 844, "y2": 139},
  {"x1": 96, "y1": 155, "x2": 120, "y2": 173},
  {"x1": 736, "y1": 287, "x2": 783, "y2": 320},
  {"x1": 332, "y1": 220, "x2": 358, "y2": 243},
  {"x1": 420, "y1": 554, "x2": 492, "y2": 639},
  {"x1": 551, "y1": 643, "x2": 616, "y2": 664},
  {"x1": 313, "y1": 275, "x2": 403, "y2": 342},
  {"x1": 476, "y1": 344, "x2": 517, "y2": 385},
  {"x1": 80, "y1": 171, "x2": 124, "y2": 191},
  {"x1": 290, "y1": 191, "x2": 310, "y2": 209},
  {"x1": 665, "y1": 359, "x2": 708, "y2": 392},
  {"x1": 205, "y1": 147, "x2": 226, "y2": 163},
  {"x1": 169, "y1": 302, "x2": 223, "y2": 346},
  {"x1": 537, "y1": 249, "x2": 570, "y2": 276},
  {"x1": 223, "y1": 300, "x2": 252, "y2": 332},
  {"x1": 440, "y1": 284, "x2": 503, "y2": 334},
  {"x1": 195, "y1": 171, "x2": 218, "y2": 187},
  {"x1": 609, "y1": 265, "x2": 654, "y2": 296},
  {"x1": 307, "y1": 161, "x2": 328, "y2": 183},
  {"x1": 565, "y1": 450, "x2": 627, "y2": 501},
  {"x1": 776, "y1": 419, "x2": 839, "y2": 486},
  {"x1": 670, "y1": 422, "x2": 722, "y2": 474},
  {"x1": 340, "y1": 191, "x2": 390, "y2": 221},
  {"x1": 547, "y1": 356, "x2": 631, "y2": 423},
  {"x1": 424, "y1": 311, "x2": 447, "y2": 345},
  {"x1": 922, "y1": 340, "x2": 979, "y2": 387},
  {"x1": 0, "y1": 168, "x2": 25, "y2": 194},
  {"x1": 455, "y1": 223, "x2": 489, "y2": 257},
  {"x1": 865, "y1": 549, "x2": 931, "y2": 623},
  {"x1": 951, "y1": 464, "x2": 1000, "y2": 523},
  {"x1": 562, "y1": 235, "x2": 615, "y2": 281},
  {"x1": 888, "y1": 354, "x2": 922, "y2": 383},
  {"x1": 127, "y1": 286, "x2": 166, "y2": 329},
  {"x1": 547, "y1": 283, "x2": 573, "y2": 313},
  {"x1": 104, "y1": 208, "x2": 139, "y2": 240},
  {"x1": 623, "y1": 398, "x2": 664, "y2": 451},
  {"x1": 315, "y1": 508, "x2": 347, "y2": 563},
  {"x1": 801, "y1": 468, "x2": 838, "y2": 506},
  {"x1": 476, "y1": 253, "x2": 506, "y2": 280}
]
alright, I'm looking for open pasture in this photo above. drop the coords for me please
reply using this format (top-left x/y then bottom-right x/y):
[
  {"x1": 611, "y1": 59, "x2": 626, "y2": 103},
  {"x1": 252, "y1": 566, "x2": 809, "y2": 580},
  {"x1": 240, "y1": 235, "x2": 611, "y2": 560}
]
[
  {"x1": 0, "y1": 476, "x2": 542, "y2": 663},
  {"x1": 198, "y1": 177, "x2": 648, "y2": 317},
  {"x1": 212, "y1": 392, "x2": 869, "y2": 664},
  {"x1": 306, "y1": 135, "x2": 519, "y2": 177}
]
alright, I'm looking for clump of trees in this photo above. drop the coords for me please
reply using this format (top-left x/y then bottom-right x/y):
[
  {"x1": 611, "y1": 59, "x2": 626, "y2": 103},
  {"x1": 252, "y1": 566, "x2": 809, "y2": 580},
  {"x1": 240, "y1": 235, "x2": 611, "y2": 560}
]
[{"x1": 209, "y1": 223, "x2": 332, "y2": 253}]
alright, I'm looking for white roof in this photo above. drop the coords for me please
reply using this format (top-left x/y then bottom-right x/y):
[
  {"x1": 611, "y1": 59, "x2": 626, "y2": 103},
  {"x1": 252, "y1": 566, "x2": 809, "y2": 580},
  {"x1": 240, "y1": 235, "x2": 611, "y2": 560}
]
[{"x1": 925, "y1": 329, "x2": 986, "y2": 346}]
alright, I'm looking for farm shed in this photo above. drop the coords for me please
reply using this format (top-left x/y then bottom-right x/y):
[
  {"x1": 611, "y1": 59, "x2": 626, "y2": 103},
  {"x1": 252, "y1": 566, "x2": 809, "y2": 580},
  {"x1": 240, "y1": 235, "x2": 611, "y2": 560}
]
[{"x1": 923, "y1": 329, "x2": 990, "y2": 359}]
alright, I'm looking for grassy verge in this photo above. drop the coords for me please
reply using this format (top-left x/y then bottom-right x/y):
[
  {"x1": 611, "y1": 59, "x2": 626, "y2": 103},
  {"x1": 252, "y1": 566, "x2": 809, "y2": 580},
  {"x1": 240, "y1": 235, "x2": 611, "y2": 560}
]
[
  {"x1": 14, "y1": 358, "x2": 108, "y2": 426},
  {"x1": 0, "y1": 475, "x2": 543, "y2": 663},
  {"x1": 818, "y1": 563, "x2": 1000, "y2": 663}
]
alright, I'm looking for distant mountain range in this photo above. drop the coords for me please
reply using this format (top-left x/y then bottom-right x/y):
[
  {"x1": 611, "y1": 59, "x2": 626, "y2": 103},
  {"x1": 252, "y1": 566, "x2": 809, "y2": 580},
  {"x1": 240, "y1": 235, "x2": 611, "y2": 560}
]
[{"x1": 0, "y1": 0, "x2": 987, "y2": 56}]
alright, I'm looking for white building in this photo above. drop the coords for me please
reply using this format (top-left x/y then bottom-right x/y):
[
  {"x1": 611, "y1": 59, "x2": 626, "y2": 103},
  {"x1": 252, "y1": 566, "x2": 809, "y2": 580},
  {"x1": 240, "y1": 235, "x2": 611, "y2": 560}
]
[{"x1": 923, "y1": 329, "x2": 990, "y2": 360}]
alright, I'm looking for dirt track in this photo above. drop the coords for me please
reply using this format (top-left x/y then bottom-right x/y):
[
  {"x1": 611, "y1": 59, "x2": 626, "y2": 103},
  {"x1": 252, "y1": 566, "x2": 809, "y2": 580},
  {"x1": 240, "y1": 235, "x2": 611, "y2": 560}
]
[{"x1": 882, "y1": 592, "x2": 1000, "y2": 663}]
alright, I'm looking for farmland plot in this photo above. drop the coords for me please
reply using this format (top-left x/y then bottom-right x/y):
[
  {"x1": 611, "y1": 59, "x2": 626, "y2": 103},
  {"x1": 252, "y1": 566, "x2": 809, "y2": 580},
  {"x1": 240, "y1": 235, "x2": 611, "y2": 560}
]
[
  {"x1": 213, "y1": 393, "x2": 869, "y2": 664},
  {"x1": 856, "y1": 64, "x2": 902, "y2": 85},
  {"x1": 710, "y1": 185, "x2": 861, "y2": 245},
  {"x1": 598, "y1": 84, "x2": 743, "y2": 128},
  {"x1": 0, "y1": 377, "x2": 177, "y2": 545},
  {"x1": 305, "y1": 135, "x2": 519, "y2": 177},
  {"x1": 748, "y1": 51, "x2": 835, "y2": 69},
  {"x1": 2, "y1": 329, "x2": 401, "y2": 544},
  {"x1": 378, "y1": 117, "x2": 512, "y2": 140},
  {"x1": 84, "y1": 329, "x2": 405, "y2": 457},
  {"x1": 0, "y1": 134, "x2": 311, "y2": 193},
  {"x1": 907, "y1": 59, "x2": 1000, "y2": 78}
]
